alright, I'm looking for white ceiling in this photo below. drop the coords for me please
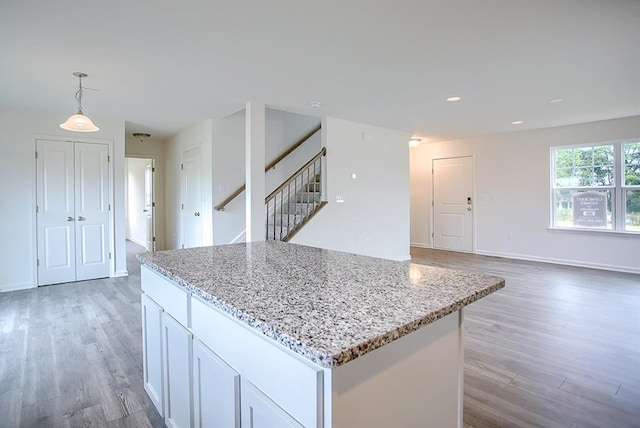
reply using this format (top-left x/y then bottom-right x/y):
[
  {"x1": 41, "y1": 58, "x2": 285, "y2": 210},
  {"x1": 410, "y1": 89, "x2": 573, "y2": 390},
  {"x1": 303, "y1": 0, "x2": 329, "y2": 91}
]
[{"x1": 1, "y1": 0, "x2": 639, "y2": 141}]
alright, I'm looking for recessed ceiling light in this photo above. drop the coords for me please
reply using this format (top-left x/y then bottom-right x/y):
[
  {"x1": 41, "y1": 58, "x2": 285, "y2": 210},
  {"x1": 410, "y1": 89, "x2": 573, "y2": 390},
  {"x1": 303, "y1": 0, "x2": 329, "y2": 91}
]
[
  {"x1": 409, "y1": 138, "x2": 422, "y2": 147},
  {"x1": 446, "y1": 96, "x2": 461, "y2": 102},
  {"x1": 550, "y1": 98, "x2": 563, "y2": 103},
  {"x1": 511, "y1": 120, "x2": 523, "y2": 125},
  {"x1": 309, "y1": 102, "x2": 321, "y2": 109}
]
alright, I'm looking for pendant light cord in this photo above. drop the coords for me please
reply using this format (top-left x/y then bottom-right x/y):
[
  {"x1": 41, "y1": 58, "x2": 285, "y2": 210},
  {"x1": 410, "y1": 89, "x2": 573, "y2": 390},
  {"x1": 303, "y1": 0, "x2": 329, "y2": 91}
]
[{"x1": 75, "y1": 75, "x2": 84, "y2": 115}]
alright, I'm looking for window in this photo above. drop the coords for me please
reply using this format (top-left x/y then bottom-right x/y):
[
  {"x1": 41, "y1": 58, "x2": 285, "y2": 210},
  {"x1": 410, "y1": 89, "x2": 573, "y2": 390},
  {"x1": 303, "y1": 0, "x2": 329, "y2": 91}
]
[{"x1": 551, "y1": 140, "x2": 640, "y2": 232}]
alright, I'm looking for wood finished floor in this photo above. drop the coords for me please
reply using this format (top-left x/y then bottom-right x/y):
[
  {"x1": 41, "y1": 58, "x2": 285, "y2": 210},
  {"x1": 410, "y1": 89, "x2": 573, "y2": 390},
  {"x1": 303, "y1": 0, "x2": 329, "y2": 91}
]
[
  {"x1": 0, "y1": 243, "x2": 638, "y2": 427},
  {"x1": 411, "y1": 248, "x2": 640, "y2": 428}
]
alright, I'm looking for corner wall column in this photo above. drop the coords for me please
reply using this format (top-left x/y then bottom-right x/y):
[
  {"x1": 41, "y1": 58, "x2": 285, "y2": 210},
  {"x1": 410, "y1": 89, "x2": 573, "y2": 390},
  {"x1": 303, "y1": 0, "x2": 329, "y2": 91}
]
[{"x1": 245, "y1": 102, "x2": 266, "y2": 242}]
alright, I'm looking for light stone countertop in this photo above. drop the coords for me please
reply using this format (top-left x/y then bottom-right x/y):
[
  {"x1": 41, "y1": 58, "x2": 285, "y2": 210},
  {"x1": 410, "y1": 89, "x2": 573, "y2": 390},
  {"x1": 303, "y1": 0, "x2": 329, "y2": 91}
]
[{"x1": 138, "y1": 241, "x2": 505, "y2": 368}]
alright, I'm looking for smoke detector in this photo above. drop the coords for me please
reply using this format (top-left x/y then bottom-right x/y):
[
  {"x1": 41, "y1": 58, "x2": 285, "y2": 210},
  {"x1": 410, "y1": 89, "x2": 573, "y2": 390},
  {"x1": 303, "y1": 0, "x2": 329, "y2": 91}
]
[{"x1": 133, "y1": 132, "x2": 151, "y2": 142}]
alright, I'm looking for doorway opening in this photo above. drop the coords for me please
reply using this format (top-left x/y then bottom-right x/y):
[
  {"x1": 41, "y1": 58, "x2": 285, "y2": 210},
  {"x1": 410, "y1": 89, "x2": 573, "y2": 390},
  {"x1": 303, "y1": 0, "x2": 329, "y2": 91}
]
[{"x1": 125, "y1": 157, "x2": 156, "y2": 252}]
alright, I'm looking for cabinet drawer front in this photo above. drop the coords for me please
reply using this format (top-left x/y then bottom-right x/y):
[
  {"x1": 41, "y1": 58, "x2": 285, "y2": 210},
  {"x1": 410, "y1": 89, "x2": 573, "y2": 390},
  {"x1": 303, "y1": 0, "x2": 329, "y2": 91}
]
[
  {"x1": 191, "y1": 298, "x2": 322, "y2": 428},
  {"x1": 142, "y1": 266, "x2": 189, "y2": 326}
]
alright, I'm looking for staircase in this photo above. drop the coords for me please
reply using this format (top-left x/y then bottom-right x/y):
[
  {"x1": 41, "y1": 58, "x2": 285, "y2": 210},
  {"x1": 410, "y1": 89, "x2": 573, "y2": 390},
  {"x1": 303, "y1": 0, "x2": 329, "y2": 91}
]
[
  {"x1": 266, "y1": 148, "x2": 327, "y2": 241},
  {"x1": 214, "y1": 126, "x2": 327, "y2": 243}
]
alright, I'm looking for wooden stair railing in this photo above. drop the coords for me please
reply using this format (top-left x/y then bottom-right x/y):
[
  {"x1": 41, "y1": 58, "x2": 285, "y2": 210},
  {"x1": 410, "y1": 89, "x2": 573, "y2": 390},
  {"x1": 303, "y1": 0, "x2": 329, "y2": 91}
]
[{"x1": 214, "y1": 124, "x2": 321, "y2": 211}]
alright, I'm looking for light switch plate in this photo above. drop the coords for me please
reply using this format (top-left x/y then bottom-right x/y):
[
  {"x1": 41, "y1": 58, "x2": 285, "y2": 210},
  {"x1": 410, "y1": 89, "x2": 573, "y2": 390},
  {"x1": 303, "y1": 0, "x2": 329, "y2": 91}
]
[{"x1": 335, "y1": 195, "x2": 345, "y2": 203}]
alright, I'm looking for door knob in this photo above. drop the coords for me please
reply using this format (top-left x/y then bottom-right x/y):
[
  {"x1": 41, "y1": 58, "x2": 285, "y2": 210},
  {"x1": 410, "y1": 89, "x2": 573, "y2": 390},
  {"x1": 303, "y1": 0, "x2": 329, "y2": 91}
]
[
  {"x1": 467, "y1": 207, "x2": 472, "y2": 211},
  {"x1": 194, "y1": 212, "x2": 200, "y2": 217},
  {"x1": 67, "y1": 216, "x2": 74, "y2": 222},
  {"x1": 77, "y1": 216, "x2": 86, "y2": 221}
]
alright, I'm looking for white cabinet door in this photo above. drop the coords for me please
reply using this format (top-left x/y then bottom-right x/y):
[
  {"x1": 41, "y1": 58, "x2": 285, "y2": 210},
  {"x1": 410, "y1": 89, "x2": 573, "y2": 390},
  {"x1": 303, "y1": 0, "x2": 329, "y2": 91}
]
[
  {"x1": 36, "y1": 140, "x2": 76, "y2": 285},
  {"x1": 141, "y1": 294, "x2": 164, "y2": 417},
  {"x1": 193, "y1": 339, "x2": 240, "y2": 428},
  {"x1": 241, "y1": 380, "x2": 303, "y2": 428},
  {"x1": 74, "y1": 143, "x2": 110, "y2": 281},
  {"x1": 162, "y1": 312, "x2": 193, "y2": 428}
]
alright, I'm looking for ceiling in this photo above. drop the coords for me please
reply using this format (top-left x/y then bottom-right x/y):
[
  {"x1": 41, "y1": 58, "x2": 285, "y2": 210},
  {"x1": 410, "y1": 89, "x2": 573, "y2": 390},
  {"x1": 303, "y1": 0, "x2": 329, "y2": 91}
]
[{"x1": 1, "y1": 0, "x2": 638, "y2": 141}]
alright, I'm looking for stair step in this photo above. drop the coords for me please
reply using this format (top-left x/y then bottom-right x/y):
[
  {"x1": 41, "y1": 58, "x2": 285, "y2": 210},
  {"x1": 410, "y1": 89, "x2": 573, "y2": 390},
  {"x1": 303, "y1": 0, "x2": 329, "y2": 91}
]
[
  {"x1": 279, "y1": 203, "x2": 315, "y2": 214},
  {"x1": 267, "y1": 214, "x2": 302, "y2": 227},
  {"x1": 303, "y1": 183, "x2": 321, "y2": 192},
  {"x1": 294, "y1": 192, "x2": 321, "y2": 203}
]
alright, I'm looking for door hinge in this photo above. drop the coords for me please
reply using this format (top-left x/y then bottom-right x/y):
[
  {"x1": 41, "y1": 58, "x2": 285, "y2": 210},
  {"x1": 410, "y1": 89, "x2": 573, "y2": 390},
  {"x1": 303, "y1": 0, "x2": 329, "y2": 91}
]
[
  {"x1": 108, "y1": 204, "x2": 111, "y2": 211},
  {"x1": 35, "y1": 152, "x2": 38, "y2": 159},
  {"x1": 36, "y1": 205, "x2": 39, "y2": 213},
  {"x1": 432, "y1": 233, "x2": 434, "y2": 238},
  {"x1": 181, "y1": 203, "x2": 184, "y2": 210},
  {"x1": 152, "y1": 167, "x2": 156, "y2": 172},
  {"x1": 181, "y1": 163, "x2": 184, "y2": 170},
  {"x1": 152, "y1": 202, "x2": 156, "y2": 207},
  {"x1": 108, "y1": 155, "x2": 111, "y2": 163},
  {"x1": 37, "y1": 259, "x2": 40, "y2": 267},
  {"x1": 431, "y1": 200, "x2": 434, "y2": 207},
  {"x1": 152, "y1": 237, "x2": 156, "y2": 242},
  {"x1": 109, "y1": 252, "x2": 112, "y2": 260}
]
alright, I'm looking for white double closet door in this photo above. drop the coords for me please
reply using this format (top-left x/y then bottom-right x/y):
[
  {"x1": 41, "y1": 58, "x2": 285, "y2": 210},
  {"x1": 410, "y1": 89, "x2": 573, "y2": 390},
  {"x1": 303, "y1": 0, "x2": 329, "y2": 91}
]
[{"x1": 36, "y1": 140, "x2": 111, "y2": 286}]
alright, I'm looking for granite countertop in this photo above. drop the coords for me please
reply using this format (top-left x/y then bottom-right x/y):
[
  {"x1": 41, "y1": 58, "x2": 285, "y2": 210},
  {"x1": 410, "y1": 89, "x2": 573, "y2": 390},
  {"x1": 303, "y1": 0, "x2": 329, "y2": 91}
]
[{"x1": 138, "y1": 241, "x2": 505, "y2": 368}]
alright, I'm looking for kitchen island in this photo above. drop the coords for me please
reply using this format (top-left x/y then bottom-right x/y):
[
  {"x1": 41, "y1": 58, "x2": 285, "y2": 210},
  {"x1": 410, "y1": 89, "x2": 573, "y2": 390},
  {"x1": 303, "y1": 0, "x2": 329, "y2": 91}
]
[{"x1": 138, "y1": 241, "x2": 504, "y2": 428}]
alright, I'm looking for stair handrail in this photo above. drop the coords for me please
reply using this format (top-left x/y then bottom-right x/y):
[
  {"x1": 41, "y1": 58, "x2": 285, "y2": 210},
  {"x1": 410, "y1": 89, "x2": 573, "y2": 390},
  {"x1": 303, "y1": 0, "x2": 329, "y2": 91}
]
[
  {"x1": 265, "y1": 147, "x2": 326, "y2": 203},
  {"x1": 214, "y1": 124, "x2": 321, "y2": 211}
]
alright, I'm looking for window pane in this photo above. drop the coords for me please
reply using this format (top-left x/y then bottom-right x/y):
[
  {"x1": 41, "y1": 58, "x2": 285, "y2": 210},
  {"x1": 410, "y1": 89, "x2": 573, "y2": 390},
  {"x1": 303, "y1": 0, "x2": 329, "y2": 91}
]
[
  {"x1": 626, "y1": 190, "x2": 640, "y2": 231},
  {"x1": 555, "y1": 149, "x2": 573, "y2": 169},
  {"x1": 625, "y1": 142, "x2": 640, "y2": 186},
  {"x1": 554, "y1": 145, "x2": 614, "y2": 188},
  {"x1": 554, "y1": 189, "x2": 612, "y2": 229}
]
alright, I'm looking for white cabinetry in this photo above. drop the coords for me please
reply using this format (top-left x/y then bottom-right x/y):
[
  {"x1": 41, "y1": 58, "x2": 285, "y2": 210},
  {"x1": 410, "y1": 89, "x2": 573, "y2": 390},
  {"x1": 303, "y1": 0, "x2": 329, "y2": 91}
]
[
  {"x1": 162, "y1": 312, "x2": 193, "y2": 428},
  {"x1": 141, "y1": 294, "x2": 164, "y2": 416},
  {"x1": 241, "y1": 380, "x2": 303, "y2": 428},
  {"x1": 141, "y1": 266, "x2": 193, "y2": 428},
  {"x1": 193, "y1": 339, "x2": 241, "y2": 428}
]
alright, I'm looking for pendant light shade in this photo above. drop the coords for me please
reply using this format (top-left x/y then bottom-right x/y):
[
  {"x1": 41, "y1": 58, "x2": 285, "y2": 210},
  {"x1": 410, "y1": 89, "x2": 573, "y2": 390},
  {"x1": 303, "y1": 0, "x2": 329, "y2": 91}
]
[
  {"x1": 60, "y1": 113, "x2": 99, "y2": 132},
  {"x1": 60, "y1": 72, "x2": 99, "y2": 132}
]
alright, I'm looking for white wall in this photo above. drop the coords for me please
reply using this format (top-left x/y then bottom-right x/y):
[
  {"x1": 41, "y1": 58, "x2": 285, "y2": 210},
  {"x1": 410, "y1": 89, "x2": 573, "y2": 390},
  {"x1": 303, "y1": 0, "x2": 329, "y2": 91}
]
[
  {"x1": 292, "y1": 117, "x2": 412, "y2": 261},
  {"x1": 0, "y1": 106, "x2": 127, "y2": 291},
  {"x1": 212, "y1": 108, "x2": 322, "y2": 245},
  {"x1": 125, "y1": 134, "x2": 166, "y2": 250},
  {"x1": 265, "y1": 108, "x2": 322, "y2": 195},
  {"x1": 164, "y1": 119, "x2": 213, "y2": 249},
  {"x1": 125, "y1": 158, "x2": 149, "y2": 246},
  {"x1": 410, "y1": 116, "x2": 640, "y2": 273},
  {"x1": 212, "y1": 109, "x2": 246, "y2": 244}
]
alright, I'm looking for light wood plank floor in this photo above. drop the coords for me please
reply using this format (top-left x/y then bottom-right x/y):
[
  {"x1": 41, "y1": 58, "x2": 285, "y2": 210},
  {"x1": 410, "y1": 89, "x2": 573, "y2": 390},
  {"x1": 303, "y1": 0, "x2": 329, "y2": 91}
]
[{"x1": 1, "y1": 244, "x2": 638, "y2": 427}]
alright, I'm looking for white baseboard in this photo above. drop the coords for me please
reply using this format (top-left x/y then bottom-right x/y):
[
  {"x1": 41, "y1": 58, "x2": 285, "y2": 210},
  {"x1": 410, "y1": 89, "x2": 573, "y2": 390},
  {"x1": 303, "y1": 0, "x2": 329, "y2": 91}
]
[
  {"x1": 0, "y1": 282, "x2": 35, "y2": 292},
  {"x1": 474, "y1": 249, "x2": 640, "y2": 274},
  {"x1": 113, "y1": 270, "x2": 129, "y2": 277},
  {"x1": 230, "y1": 230, "x2": 246, "y2": 244},
  {"x1": 127, "y1": 237, "x2": 146, "y2": 247},
  {"x1": 410, "y1": 242, "x2": 432, "y2": 249}
]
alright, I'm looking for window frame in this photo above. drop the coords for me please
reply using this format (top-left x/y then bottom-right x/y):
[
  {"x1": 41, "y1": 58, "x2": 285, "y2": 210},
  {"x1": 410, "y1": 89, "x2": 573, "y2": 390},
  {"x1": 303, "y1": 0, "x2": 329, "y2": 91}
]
[{"x1": 550, "y1": 139, "x2": 639, "y2": 234}]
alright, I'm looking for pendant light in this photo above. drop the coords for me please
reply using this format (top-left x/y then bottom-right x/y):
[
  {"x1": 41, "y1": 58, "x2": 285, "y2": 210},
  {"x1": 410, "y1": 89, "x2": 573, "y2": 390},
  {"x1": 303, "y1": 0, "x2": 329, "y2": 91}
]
[{"x1": 59, "y1": 72, "x2": 99, "y2": 132}]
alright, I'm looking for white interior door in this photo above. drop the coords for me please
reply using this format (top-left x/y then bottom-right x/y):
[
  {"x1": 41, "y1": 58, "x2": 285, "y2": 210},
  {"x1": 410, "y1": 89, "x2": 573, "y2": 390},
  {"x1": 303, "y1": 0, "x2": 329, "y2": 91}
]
[
  {"x1": 433, "y1": 156, "x2": 473, "y2": 252},
  {"x1": 74, "y1": 143, "x2": 110, "y2": 281},
  {"x1": 145, "y1": 162, "x2": 155, "y2": 251},
  {"x1": 36, "y1": 140, "x2": 110, "y2": 285},
  {"x1": 182, "y1": 147, "x2": 202, "y2": 249},
  {"x1": 36, "y1": 140, "x2": 76, "y2": 285}
]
